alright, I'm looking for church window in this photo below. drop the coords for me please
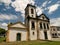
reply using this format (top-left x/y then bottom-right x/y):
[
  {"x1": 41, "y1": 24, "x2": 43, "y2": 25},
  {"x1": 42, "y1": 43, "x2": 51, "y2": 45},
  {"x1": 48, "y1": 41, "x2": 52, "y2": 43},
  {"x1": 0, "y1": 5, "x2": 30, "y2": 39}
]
[
  {"x1": 53, "y1": 29, "x2": 55, "y2": 31},
  {"x1": 31, "y1": 21, "x2": 35, "y2": 29},
  {"x1": 43, "y1": 23, "x2": 46, "y2": 29},
  {"x1": 47, "y1": 24, "x2": 49, "y2": 29},
  {"x1": 52, "y1": 33, "x2": 58, "y2": 38},
  {"x1": 40, "y1": 22, "x2": 43, "y2": 29},
  {"x1": 31, "y1": 9, "x2": 34, "y2": 14},
  {"x1": 52, "y1": 34, "x2": 55, "y2": 38},
  {"x1": 57, "y1": 28, "x2": 59, "y2": 31},
  {"x1": 57, "y1": 28, "x2": 60, "y2": 31},
  {"x1": 55, "y1": 33, "x2": 57, "y2": 36},
  {"x1": 33, "y1": 32, "x2": 34, "y2": 35}
]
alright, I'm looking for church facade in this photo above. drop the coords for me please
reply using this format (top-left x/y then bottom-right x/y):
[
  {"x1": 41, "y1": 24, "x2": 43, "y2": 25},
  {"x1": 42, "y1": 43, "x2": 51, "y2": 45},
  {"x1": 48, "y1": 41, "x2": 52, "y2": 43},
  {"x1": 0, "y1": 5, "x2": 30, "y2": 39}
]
[{"x1": 6, "y1": 4, "x2": 51, "y2": 42}]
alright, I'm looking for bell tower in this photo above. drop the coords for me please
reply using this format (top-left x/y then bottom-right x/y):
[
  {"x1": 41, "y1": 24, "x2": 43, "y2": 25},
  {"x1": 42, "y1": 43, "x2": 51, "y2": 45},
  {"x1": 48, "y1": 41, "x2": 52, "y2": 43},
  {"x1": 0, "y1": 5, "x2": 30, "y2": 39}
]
[
  {"x1": 25, "y1": 4, "x2": 36, "y2": 18},
  {"x1": 25, "y1": 4, "x2": 37, "y2": 40}
]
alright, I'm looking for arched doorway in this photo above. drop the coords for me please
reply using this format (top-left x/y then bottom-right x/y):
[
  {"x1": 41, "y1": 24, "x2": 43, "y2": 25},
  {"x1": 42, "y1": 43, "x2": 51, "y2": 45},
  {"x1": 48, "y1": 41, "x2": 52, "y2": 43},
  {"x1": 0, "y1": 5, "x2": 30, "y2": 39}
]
[
  {"x1": 44, "y1": 31, "x2": 48, "y2": 40},
  {"x1": 16, "y1": 33, "x2": 21, "y2": 41}
]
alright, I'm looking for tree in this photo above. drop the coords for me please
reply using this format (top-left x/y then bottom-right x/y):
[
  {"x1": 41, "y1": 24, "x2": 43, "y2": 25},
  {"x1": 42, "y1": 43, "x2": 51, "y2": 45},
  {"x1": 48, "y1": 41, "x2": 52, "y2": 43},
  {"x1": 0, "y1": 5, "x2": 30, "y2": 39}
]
[{"x1": 0, "y1": 28, "x2": 6, "y2": 35}]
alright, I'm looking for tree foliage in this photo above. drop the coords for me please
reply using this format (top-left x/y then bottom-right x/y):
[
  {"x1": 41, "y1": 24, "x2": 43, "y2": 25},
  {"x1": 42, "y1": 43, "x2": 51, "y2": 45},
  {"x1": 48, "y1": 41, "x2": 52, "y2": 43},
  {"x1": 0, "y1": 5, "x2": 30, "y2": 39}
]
[{"x1": 0, "y1": 28, "x2": 6, "y2": 34}]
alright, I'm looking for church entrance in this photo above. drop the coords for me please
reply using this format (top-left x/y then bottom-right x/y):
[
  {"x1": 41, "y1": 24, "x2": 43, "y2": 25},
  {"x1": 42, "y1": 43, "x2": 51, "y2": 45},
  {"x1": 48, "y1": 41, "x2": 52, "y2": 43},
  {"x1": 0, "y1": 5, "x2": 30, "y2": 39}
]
[
  {"x1": 44, "y1": 31, "x2": 48, "y2": 40},
  {"x1": 16, "y1": 33, "x2": 21, "y2": 41}
]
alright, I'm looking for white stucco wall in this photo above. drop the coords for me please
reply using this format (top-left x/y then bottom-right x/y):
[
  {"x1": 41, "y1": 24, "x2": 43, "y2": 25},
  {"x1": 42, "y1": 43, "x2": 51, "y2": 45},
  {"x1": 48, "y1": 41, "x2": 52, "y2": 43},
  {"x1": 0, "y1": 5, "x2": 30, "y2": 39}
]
[
  {"x1": 9, "y1": 29, "x2": 27, "y2": 42},
  {"x1": 47, "y1": 30, "x2": 51, "y2": 40},
  {"x1": 39, "y1": 30, "x2": 45, "y2": 39}
]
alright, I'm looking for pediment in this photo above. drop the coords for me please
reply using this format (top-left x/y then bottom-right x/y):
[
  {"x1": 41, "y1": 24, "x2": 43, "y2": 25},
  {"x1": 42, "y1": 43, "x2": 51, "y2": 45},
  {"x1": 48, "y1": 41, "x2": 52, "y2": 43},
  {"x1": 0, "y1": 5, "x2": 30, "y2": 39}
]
[
  {"x1": 38, "y1": 14, "x2": 49, "y2": 20},
  {"x1": 8, "y1": 22, "x2": 26, "y2": 28}
]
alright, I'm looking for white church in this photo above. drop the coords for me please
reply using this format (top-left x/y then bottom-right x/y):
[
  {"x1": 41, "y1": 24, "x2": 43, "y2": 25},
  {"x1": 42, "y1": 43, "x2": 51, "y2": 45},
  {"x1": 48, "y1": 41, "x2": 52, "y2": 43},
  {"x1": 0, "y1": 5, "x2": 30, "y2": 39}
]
[{"x1": 6, "y1": 4, "x2": 52, "y2": 42}]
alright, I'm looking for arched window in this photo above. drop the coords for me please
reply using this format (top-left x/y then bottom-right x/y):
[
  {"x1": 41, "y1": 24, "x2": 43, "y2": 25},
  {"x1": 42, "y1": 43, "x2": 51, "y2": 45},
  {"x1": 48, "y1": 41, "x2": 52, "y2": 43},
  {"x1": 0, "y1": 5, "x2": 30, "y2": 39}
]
[
  {"x1": 52, "y1": 33, "x2": 58, "y2": 38},
  {"x1": 33, "y1": 32, "x2": 34, "y2": 35},
  {"x1": 53, "y1": 29, "x2": 55, "y2": 31},
  {"x1": 31, "y1": 9, "x2": 34, "y2": 14},
  {"x1": 31, "y1": 21, "x2": 35, "y2": 29},
  {"x1": 43, "y1": 23, "x2": 46, "y2": 29},
  {"x1": 40, "y1": 22, "x2": 43, "y2": 29}
]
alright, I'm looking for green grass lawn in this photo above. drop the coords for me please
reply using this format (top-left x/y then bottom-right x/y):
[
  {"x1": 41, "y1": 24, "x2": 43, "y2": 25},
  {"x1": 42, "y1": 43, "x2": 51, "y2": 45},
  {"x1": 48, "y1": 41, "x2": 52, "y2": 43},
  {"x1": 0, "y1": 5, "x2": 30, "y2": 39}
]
[
  {"x1": 0, "y1": 37, "x2": 5, "y2": 42},
  {"x1": 0, "y1": 40, "x2": 60, "y2": 45}
]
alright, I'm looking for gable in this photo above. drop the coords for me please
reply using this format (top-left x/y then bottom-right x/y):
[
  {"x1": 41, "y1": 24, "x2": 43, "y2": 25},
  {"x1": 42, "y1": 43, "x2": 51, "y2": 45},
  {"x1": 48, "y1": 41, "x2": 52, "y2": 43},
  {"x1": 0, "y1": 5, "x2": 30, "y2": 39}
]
[
  {"x1": 37, "y1": 14, "x2": 49, "y2": 20},
  {"x1": 8, "y1": 22, "x2": 27, "y2": 29},
  {"x1": 40, "y1": 15, "x2": 48, "y2": 20}
]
